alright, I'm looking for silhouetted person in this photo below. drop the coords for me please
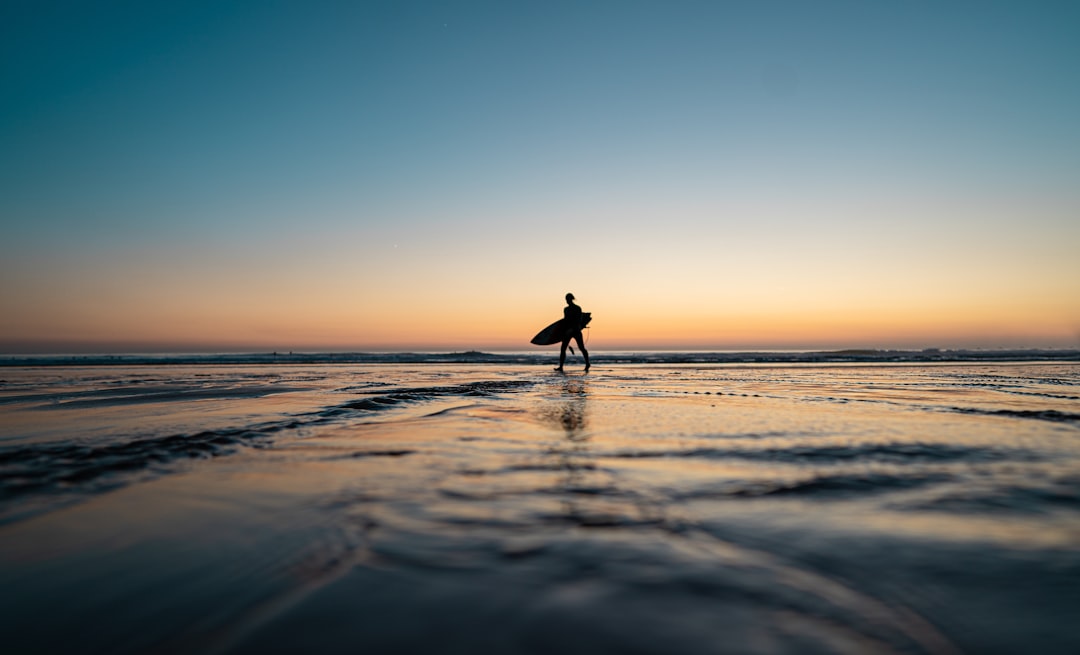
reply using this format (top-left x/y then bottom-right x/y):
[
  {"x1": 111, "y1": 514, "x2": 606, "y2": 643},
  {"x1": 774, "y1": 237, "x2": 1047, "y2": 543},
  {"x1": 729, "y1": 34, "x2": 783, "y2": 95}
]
[{"x1": 556, "y1": 293, "x2": 590, "y2": 373}]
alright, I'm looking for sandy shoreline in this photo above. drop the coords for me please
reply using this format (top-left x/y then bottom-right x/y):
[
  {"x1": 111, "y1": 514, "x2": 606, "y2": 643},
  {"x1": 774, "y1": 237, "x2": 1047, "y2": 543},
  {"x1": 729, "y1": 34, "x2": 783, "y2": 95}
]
[{"x1": 2, "y1": 363, "x2": 1078, "y2": 653}]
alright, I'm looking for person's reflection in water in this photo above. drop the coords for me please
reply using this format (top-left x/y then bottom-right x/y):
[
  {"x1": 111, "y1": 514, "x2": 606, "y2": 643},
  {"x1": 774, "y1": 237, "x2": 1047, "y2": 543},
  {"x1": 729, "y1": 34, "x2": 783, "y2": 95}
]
[
  {"x1": 538, "y1": 377, "x2": 600, "y2": 525},
  {"x1": 554, "y1": 377, "x2": 588, "y2": 437}
]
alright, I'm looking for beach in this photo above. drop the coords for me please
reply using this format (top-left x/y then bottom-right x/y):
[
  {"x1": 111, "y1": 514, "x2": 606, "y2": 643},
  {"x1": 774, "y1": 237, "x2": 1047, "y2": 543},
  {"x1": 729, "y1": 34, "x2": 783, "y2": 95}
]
[{"x1": 1, "y1": 359, "x2": 1078, "y2": 654}]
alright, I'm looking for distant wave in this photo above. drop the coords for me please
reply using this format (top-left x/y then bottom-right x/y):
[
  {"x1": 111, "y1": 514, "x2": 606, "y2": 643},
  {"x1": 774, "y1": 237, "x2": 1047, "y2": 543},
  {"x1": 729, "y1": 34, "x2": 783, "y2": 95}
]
[{"x1": 3, "y1": 349, "x2": 1078, "y2": 367}]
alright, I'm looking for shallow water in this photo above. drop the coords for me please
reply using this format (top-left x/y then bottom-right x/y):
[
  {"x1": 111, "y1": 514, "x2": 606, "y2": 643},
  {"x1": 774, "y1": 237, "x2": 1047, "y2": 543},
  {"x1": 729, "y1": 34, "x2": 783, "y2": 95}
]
[{"x1": 1, "y1": 362, "x2": 1078, "y2": 654}]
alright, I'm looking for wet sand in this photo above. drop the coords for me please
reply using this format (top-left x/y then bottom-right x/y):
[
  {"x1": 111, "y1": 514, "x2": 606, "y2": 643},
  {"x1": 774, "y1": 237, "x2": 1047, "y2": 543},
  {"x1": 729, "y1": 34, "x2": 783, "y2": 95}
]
[{"x1": 1, "y1": 363, "x2": 1078, "y2": 653}]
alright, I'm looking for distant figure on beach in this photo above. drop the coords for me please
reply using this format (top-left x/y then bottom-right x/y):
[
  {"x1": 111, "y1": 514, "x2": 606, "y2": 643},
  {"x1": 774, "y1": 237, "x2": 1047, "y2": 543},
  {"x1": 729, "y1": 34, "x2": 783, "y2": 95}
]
[
  {"x1": 556, "y1": 293, "x2": 590, "y2": 373},
  {"x1": 528, "y1": 293, "x2": 593, "y2": 370}
]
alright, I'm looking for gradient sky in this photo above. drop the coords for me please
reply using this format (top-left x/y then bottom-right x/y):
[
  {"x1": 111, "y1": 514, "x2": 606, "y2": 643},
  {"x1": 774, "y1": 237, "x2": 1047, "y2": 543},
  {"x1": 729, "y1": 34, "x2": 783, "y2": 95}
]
[{"x1": 2, "y1": 1, "x2": 1078, "y2": 352}]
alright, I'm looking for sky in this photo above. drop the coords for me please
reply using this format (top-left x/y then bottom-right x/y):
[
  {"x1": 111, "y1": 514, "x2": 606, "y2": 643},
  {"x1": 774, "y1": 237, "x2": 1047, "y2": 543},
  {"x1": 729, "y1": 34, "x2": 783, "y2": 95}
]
[{"x1": 1, "y1": 0, "x2": 1078, "y2": 353}]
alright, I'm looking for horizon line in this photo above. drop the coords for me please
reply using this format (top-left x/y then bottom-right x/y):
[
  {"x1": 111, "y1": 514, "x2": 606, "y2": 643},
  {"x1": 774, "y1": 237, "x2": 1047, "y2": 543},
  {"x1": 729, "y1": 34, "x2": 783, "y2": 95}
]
[{"x1": 4, "y1": 346, "x2": 1079, "y2": 358}]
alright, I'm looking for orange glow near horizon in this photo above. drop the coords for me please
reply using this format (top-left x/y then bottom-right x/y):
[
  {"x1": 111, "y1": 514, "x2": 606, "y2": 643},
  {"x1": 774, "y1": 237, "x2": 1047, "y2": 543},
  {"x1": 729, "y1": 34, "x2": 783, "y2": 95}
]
[
  {"x1": 3, "y1": 266, "x2": 1077, "y2": 353},
  {"x1": 3, "y1": 163, "x2": 1078, "y2": 354}
]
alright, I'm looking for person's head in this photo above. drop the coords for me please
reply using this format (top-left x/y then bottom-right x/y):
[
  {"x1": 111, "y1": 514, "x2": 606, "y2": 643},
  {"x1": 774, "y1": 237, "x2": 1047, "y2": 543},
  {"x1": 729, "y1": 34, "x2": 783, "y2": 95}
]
[{"x1": 565, "y1": 292, "x2": 575, "y2": 304}]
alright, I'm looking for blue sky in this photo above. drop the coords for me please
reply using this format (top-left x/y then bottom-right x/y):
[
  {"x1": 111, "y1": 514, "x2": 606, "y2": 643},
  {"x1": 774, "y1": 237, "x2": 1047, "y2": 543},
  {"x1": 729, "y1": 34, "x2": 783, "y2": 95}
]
[{"x1": 2, "y1": 1, "x2": 1078, "y2": 351}]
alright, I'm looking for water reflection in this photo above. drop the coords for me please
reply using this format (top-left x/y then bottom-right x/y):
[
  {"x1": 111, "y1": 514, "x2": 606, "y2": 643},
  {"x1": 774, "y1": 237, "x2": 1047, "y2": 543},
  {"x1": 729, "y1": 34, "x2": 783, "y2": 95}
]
[
  {"x1": 555, "y1": 377, "x2": 588, "y2": 437},
  {"x1": 534, "y1": 376, "x2": 589, "y2": 436},
  {"x1": 537, "y1": 377, "x2": 607, "y2": 525}
]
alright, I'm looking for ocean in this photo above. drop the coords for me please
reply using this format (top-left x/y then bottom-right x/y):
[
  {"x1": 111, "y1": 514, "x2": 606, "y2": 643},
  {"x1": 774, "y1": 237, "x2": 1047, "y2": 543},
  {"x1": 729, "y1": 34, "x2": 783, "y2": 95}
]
[{"x1": 1, "y1": 354, "x2": 1078, "y2": 654}]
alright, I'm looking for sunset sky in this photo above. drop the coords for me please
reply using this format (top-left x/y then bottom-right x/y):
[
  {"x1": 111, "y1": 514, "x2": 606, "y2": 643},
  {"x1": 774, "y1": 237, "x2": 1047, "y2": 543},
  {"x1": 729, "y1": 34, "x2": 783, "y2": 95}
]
[{"x1": 2, "y1": 1, "x2": 1078, "y2": 352}]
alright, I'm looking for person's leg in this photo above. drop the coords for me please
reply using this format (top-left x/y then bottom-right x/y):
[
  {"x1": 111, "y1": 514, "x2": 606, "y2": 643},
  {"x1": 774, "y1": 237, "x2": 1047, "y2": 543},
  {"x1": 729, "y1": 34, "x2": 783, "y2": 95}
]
[
  {"x1": 574, "y1": 333, "x2": 590, "y2": 371},
  {"x1": 557, "y1": 336, "x2": 570, "y2": 371}
]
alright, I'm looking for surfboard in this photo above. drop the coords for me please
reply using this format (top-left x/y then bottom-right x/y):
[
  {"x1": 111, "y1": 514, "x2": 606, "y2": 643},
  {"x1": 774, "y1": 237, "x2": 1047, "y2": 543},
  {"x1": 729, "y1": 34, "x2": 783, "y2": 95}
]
[{"x1": 530, "y1": 312, "x2": 591, "y2": 346}]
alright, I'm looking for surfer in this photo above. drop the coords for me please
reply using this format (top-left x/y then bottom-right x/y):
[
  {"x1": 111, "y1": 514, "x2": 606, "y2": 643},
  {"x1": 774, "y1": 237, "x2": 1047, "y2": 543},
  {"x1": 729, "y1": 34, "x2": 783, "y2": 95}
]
[{"x1": 556, "y1": 293, "x2": 590, "y2": 373}]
